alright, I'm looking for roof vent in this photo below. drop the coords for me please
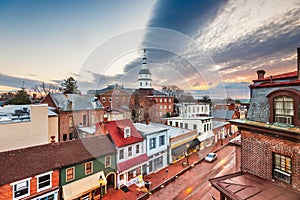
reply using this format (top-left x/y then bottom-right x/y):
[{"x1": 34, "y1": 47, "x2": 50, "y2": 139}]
[{"x1": 256, "y1": 70, "x2": 266, "y2": 80}]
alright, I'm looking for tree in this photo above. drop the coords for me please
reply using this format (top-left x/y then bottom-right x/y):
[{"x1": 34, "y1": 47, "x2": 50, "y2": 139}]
[
  {"x1": 7, "y1": 90, "x2": 31, "y2": 105},
  {"x1": 199, "y1": 95, "x2": 211, "y2": 103},
  {"x1": 60, "y1": 76, "x2": 79, "y2": 94},
  {"x1": 162, "y1": 85, "x2": 195, "y2": 103},
  {"x1": 32, "y1": 82, "x2": 59, "y2": 97}
]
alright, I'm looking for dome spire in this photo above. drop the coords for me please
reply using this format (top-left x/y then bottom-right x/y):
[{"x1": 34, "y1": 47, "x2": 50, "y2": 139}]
[{"x1": 137, "y1": 48, "x2": 152, "y2": 89}]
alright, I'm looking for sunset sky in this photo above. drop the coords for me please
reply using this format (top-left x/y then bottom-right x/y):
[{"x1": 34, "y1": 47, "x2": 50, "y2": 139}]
[{"x1": 1, "y1": 0, "x2": 300, "y2": 99}]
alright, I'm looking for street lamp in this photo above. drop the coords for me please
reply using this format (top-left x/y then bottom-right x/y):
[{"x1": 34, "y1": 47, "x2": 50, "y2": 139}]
[
  {"x1": 185, "y1": 144, "x2": 190, "y2": 165},
  {"x1": 98, "y1": 175, "x2": 106, "y2": 200}
]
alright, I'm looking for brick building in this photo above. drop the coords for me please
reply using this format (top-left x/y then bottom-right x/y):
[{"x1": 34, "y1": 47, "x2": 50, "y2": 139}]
[
  {"x1": 41, "y1": 93, "x2": 104, "y2": 141},
  {"x1": 0, "y1": 135, "x2": 116, "y2": 200},
  {"x1": 130, "y1": 49, "x2": 174, "y2": 123},
  {"x1": 210, "y1": 48, "x2": 300, "y2": 199}
]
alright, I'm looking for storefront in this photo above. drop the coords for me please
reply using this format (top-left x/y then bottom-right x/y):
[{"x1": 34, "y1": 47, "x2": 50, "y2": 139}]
[{"x1": 62, "y1": 171, "x2": 108, "y2": 200}]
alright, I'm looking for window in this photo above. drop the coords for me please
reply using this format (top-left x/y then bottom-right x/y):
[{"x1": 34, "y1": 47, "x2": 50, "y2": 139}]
[
  {"x1": 69, "y1": 116, "x2": 73, "y2": 128},
  {"x1": 36, "y1": 172, "x2": 52, "y2": 192},
  {"x1": 150, "y1": 138, "x2": 156, "y2": 150},
  {"x1": 274, "y1": 96, "x2": 294, "y2": 124},
  {"x1": 175, "y1": 122, "x2": 179, "y2": 127},
  {"x1": 184, "y1": 123, "x2": 188, "y2": 129},
  {"x1": 63, "y1": 134, "x2": 67, "y2": 141},
  {"x1": 69, "y1": 133, "x2": 73, "y2": 140},
  {"x1": 164, "y1": 99, "x2": 167, "y2": 102},
  {"x1": 159, "y1": 135, "x2": 165, "y2": 146},
  {"x1": 273, "y1": 153, "x2": 292, "y2": 183},
  {"x1": 119, "y1": 149, "x2": 124, "y2": 160},
  {"x1": 83, "y1": 115, "x2": 87, "y2": 126},
  {"x1": 160, "y1": 99, "x2": 162, "y2": 102},
  {"x1": 160, "y1": 105, "x2": 163, "y2": 109},
  {"x1": 136, "y1": 144, "x2": 140, "y2": 154},
  {"x1": 102, "y1": 97, "x2": 106, "y2": 102},
  {"x1": 109, "y1": 97, "x2": 112, "y2": 102},
  {"x1": 105, "y1": 156, "x2": 111, "y2": 168},
  {"x1": 169, "y1": 105, "x2": 172, "y2": 109},
  {"x1": 267, "y1": 89, "x2": 300, "y2": 126},
  {"x1": 169, "y1": 99, "x2": 172, "y2": 102},
  {"x1": 164, "y1": 105, "x2": 167, "y2": 109},
  {"x1": 66, "y1": 167, "x2": 75, "y2": 182},
  {"x1": 128, "y1": 146, "x2": 132, "y2": 157},
  {"x1": 169, "y1": 121, "x2": 172, "y2": 126},
  {"x1": 180, "y1": 123, "x2": 183, "y2": 128},
  {"x1": 193, "y1": 124, "x2": 197, "y2": 130},
  {"x1": 115, "y1": 97, "x2": 119, "y2": 102},
  {"x1": 124, "y1": 127, "x2": 131, "y2": 138},
  {"x1": 85, "y1": 161, "x2": 93, "y2": 175},
  {"x1": 91, "y1": 114, "x2": 96, "y2": 124},
  {"x1": 140, "y1": 82, "x2": 142, "y2": 86},
  {"x1": 11, "y1": 178, "x2": 31, "y2": 199}
]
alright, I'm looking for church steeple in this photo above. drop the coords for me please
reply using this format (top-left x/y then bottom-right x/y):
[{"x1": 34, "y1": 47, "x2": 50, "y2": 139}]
[{"x1": 137, "y1": 49, "x2": 152, "y2": 89}]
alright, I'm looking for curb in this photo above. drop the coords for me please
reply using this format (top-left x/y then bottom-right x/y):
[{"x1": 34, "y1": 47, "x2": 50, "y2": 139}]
[{"x1": 136, "y1": 143, "x2": 228, "y2": 200}]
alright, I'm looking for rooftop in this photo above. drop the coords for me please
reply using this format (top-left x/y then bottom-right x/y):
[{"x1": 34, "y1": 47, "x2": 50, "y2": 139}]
[
  {"x1": 210, "y1": 172, "x2": 300, "y2": 200},
  {"x1": 0, "y1": 135, "x2": 116, "y2": 185},
  {"x1": 230, "y1": 119, "x2": 300, "y2": 142},
  {"x1": 134, "y1": 123, "x2": 169, "y2": 135}
]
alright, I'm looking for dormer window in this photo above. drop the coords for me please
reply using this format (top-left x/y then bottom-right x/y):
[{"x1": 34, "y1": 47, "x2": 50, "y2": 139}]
[
  {"x1": 124, "y1": 127, "x2": 131, "y2": 138},
  {"x1": 267, "y1": 89, "x2": 300, "y2": 126},
  {"x1": 274, "y1": 96, "x2": 294, "y2": 124}
]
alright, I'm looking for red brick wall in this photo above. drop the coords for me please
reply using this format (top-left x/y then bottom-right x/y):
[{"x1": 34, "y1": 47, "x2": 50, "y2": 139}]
[
  {"x1": 41, "y1": 94, "x2": 56, "y2": 108},
  {"x1": 0, "y1": 170, "x2": 59, "y2": 200},
  {"x1": 59, "y1": 110, "x2": 104, "y2": 141},
  {"x1": 0, "y1": 184, "x2": 12, "y2": 200},
  {"x1": 241, "y1": 130, "x2": 300, "y2": 192}
]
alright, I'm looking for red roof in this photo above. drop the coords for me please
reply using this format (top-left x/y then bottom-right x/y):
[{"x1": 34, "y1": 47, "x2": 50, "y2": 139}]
[
  {"x1": 118, "y1": 154, "x2": 148, "y2": 172},
  {"x1": 103, "y1": 119, "x2": 144, "y2": 147},
  {"x1": 253, "y1": 71, "x2": 297, "y2": 82}
]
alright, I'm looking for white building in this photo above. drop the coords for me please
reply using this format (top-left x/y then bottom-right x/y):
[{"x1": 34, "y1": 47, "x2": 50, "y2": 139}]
[
  {"x1": 166, "y1": 116, "x2": 214, "y2": 149},
  {"x1": 0, "y1": 104, "x2": 58, "y2": 152},
  {"x1": 176, "y1": 102, "x2": 210, "y2": 117},
  {"x1": 137, "y1": 49, "x2": 152, "y2": 89},
  {"x1": 134, "y1": 123, "x2": 169, "y2": 173}
]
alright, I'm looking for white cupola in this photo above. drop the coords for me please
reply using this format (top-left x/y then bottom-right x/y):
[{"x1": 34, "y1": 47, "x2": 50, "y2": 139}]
[{"x1": 137, "y1": 49, "x2": 152, "y2": 89}]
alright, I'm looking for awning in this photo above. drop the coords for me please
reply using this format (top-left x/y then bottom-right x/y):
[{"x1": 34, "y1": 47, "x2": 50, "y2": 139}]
[
  {"x1": 197, "y1": 130, "x2": 215, "y2": 142},
  {"x1": 62, "y1": 171, "x2": 106, "y2": 200}
]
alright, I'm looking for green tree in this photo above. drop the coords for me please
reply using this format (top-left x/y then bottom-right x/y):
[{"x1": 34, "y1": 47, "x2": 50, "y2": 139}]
[
  {"x1": 60, "y1": 76, "x2": 79, "y2": 94},
  {"x1": 7, "y1": 90, "x2": 31, "y2": 105}
]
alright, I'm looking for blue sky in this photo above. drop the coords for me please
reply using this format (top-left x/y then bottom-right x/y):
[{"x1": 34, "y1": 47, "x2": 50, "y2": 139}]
[{"x1": 1, "y1": 0, "x2": 300, "y2": 99}]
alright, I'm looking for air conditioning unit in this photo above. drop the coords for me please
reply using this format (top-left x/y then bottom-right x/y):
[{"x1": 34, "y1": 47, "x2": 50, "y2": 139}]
[
  {"x1": 274, "y1": 169, "x2": 291, "y2": 183},
  {"x1": 275, "y1": 116, "x2": 292, "y2": 125}
]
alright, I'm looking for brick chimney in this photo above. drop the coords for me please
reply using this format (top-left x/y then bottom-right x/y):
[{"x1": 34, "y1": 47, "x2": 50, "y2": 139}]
[
  {"x1": 256, "y1": 70, "x2": 266, "y2": 80},
  {"x1": 298, "y1": 47, "x2": 300, "y2": 80}
]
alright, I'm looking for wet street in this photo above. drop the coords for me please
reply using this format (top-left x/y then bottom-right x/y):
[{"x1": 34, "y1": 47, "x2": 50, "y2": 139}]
[{"x1": 148, "y1": 145, "x2": 237, "y2": 200}]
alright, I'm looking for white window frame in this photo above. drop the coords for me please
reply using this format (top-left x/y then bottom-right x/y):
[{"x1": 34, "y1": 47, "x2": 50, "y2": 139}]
[
  {"x1": 149, "y1": 138, "x2": 156, "y2": 150},
  {"x1": 85, "y1": 161, "x2": 93, "y2": 175},
  {"x1": 66, "y1": 167, "x2": 75, "y2": 182},
  {"x1": 119, "y1": 149, "x2": 124, "y2": 160},
  {"x1": 102, "y1": 97, "x2": 106, "y2": 102},
  {"x1": 10, "y1": 178, "x2": 31, "y2": 200},
  {"x1": 128, "y1": 146, "x2": 133, "y2": 157},
  {"x1": 36, "y1": 171, "x2": 53, "y2": 192},
  {"x1": 105, "y1": 156, "x2": 111, "y2": 168}
]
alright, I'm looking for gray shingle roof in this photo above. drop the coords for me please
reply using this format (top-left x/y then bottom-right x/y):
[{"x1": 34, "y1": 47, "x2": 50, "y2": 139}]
[
  {"x1": 211, "y1": 110, "x2": 235, "y2": 120},
  {"x1": 50, "y1": 93, "x2": 103, "y2": 111}
]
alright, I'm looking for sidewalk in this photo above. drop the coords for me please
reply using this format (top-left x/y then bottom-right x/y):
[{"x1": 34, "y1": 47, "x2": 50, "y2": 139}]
[{"x1": 103, "y1": 135, "x2": 234, "y2": 200}]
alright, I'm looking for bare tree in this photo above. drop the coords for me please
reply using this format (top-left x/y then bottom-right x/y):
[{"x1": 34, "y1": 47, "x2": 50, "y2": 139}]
[{"x1": 32, "y1": 82, "x2": 59, "y2": 97}]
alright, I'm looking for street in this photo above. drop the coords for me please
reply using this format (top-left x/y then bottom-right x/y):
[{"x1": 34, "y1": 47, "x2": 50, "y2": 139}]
[{"x1": 148, "y1": 145, "x2": 237, "y2": 200}]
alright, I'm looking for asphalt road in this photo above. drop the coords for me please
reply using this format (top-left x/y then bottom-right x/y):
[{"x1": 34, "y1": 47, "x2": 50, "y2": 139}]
[{"x1": 148, "y1": 145, "x2": 237, "y2": 200}]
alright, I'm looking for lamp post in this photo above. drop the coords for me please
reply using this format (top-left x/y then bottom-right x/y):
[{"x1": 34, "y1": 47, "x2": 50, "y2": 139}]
[
  {"x1": 185, "y1": 144, "x2": 190, "y2": 165},
  {"x1": 98, "y1": 175, "x2": 105, "y2": 200}
]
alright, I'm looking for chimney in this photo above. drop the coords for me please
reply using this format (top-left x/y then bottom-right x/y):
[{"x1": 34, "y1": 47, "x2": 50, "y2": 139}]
[
  {"x1": 256, "y1": 70, "x2": 266, "y2": 80},
  {"x1": 298, "y1": 47, "x2": 300, "y2": 80}
]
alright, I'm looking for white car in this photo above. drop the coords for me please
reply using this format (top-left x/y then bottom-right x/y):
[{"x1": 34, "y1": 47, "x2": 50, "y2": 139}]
[{"x1": 205, "y1": 153, "x2": 217, "y2": 162}]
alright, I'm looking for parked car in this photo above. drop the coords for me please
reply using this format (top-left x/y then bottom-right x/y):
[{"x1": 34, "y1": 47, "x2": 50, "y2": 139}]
[{"x1": 205, "y1": 152, "x2": 217, "y2": 162}]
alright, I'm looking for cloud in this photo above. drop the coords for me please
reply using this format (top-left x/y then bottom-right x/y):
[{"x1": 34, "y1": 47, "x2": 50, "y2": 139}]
[{"x1": 0, "y1": 73, "x2": 51, "y2": 91}]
